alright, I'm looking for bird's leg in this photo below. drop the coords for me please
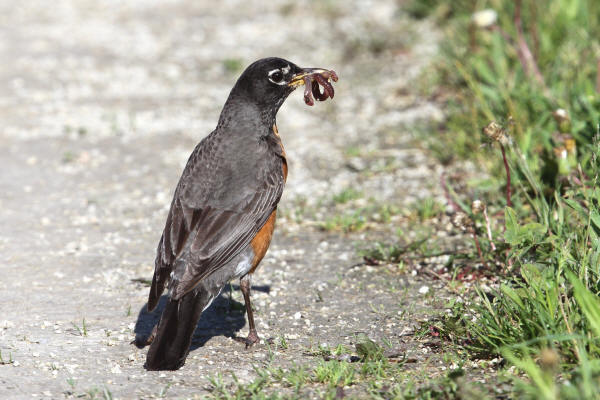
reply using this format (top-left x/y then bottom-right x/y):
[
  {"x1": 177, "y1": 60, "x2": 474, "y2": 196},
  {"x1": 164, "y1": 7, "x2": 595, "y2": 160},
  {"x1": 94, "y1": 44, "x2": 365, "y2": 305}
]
[{"x1": 240, "y1": 274, "x2": 260, "y2": 347}]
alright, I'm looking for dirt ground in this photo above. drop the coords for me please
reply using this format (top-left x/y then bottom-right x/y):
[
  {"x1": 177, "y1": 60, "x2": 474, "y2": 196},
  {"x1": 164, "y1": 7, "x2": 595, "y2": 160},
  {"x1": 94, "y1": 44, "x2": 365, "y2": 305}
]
[{"x1": 0, "y1": 1, "x2": 457, "y2": 398}]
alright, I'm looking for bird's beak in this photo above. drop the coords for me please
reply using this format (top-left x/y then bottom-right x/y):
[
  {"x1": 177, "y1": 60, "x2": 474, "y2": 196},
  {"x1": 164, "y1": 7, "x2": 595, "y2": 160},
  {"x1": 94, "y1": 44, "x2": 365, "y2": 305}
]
[{"x1": 287, "y1": 68, "x2": 332, "y2": 88}]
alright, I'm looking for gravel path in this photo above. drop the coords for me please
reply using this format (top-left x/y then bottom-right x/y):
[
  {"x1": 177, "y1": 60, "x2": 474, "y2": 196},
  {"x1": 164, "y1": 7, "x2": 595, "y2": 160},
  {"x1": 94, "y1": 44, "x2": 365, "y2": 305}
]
[{"x1": 0, "y1": 1, "x2": 450, "y2": 398}]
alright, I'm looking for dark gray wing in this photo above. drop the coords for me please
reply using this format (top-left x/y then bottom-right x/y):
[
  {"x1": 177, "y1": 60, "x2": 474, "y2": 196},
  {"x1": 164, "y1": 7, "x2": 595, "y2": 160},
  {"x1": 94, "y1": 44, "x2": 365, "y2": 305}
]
[{"x1": 148, "y1": 132, "x2": 284, "y2": 310}]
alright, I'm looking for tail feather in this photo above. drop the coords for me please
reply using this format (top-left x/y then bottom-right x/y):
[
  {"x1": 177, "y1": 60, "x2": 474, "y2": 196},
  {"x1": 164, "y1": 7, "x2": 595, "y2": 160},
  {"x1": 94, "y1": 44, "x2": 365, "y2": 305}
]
[{"x1": 145, "y1": 287, "x2": 211, "y2": 371}]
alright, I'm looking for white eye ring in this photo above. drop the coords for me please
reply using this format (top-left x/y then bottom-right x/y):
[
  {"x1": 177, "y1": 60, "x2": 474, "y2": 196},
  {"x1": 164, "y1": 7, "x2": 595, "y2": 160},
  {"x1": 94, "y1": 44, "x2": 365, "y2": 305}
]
[{"x1": 268, "y1": 68, "x2": 286, "y2": 85}]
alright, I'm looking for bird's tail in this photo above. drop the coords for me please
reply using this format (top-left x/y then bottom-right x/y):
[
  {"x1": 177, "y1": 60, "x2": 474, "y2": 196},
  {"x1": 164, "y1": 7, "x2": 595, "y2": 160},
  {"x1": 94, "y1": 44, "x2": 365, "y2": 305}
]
[{"x1": 145, "y1": 286, "x2": 215, "y2": 371}]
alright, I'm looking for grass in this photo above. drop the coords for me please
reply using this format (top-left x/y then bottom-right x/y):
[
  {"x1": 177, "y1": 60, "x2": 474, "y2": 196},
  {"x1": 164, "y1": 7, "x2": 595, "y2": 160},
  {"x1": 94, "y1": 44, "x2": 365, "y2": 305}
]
[
  {"x1": 320, "y1": 211, "x2": 366, "y2": 233},
  {"x1": 0, "y1": 349, "x2": 14, "y2": 365},
  {"x1": 83, "y1": 386, "x2": 113, "y2": 400},
  {"x1": 205, "y1": 337, "x2": 486, "y2": 400},
  {"x1": 64, "y1": 378, "x2": 114, "y2": 400},
  {"x1": 72, "y1": 318, "x2": 89, "y2": 337},
  {"x1": 332, "y1": 188, "x2": 363, "y2": 204},
  {"x1": 403, "y1": 0, "x2": 600, "y2": 397},
  {"x1": 410, "y1": 197, "x2": 444, "y2": 221},
  {"x1": 222, "y1": 58, "x2": 244, "y2": 74},
  {"x1": 358, "y1": 239, "x2": 428, "y2": 265},
  {"x1": 319, "y1": 193, "x2": 402, "y2": 233}
]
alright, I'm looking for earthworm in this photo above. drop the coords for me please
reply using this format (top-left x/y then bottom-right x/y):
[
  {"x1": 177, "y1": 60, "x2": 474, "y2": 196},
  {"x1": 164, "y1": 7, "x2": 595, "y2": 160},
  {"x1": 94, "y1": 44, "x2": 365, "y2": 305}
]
[
  {"x1": 302, "y1": 69, "x2": 338, "y2": 106},
  {"x1": 303, "y1": 76, "x2": 315, "y2": 106}
]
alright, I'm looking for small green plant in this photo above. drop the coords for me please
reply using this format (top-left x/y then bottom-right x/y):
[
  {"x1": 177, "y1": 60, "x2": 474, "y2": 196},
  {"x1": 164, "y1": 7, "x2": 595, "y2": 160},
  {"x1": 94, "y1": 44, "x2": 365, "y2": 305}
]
[
  {"x1": 411, "y1": 197, "x2": 444, "y2": 221},
  {"x1": 0, "y1": 349, "x2": 13, "y2": 365},
  {"x1": 344, "y1": 146, "x2": 361, "y2": 157},
  {"x1": 85, "y1": 386, "x2": 113, "y2": 400},
  {"x1": 278, "y1": 335, "x2": 288, "y2": 350},
  {"x1": 355, "y1": 334, "x2": 384, "y2": 362},
  {"x1": 313, "y1": 360, "x2": 355, "y2": 387},
  {"x1": 222, "y1": 58, "x2": 244, "y2": 74},
  {"x1": 72, "y1": 318, "x2": 88, "y2": 337},
  {"x1": 158, "y1": 383, "x2": 172, "y2": 398},
  {"x1": 358, "y1": 238, "x2": 428, "y2": 265},
  {"x1": 332, "y1": 188, "x2": 362, "y2": 204},
  {"x1": 62, "y1": 151, "x2": 76, "y2": 163},
  {"x1": 320, "y1": 211, "x2": 365, "y2": 233},
  {"x1": 66, "y1": 378, "x2": 76, "y2": 389}
]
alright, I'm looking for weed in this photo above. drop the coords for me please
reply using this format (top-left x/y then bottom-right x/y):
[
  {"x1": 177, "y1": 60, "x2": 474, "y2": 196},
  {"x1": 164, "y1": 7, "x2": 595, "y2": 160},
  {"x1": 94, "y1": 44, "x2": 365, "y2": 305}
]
[
  {"x1": 85, "y1": 386, "x2": 113, "y2": 400},
  {"x1": 403, "y1": 0, "x2": 600, "y2": 396},
  {"x1": 358, "y1": 238, "x2": 428, "y2": 265},
  {"x1": 278, "y1": 336, "x2": 288, "y2": 350},
  {"x1": 158, "y1": 383, "x2": 172, "y2": 398},
  {"x1": 355, "y1": 334, "x2": 384, "y2": 362},
  {"x1": 66, "y1": 378, "x2": 76, "y2": 389},
  {"x1": 344, "y1": 146, "x2": 361, "y2": 157},
  {"x1": 313, "y1": 360, "x2": 355, "y2": 387},
  {"x1": 62, "y1": 151, "x2": 76, "y2": 163},
  {"x1": 222, "y1": 58, "x2": 243, "y2": 74},
  {"x1": 0, "y1": 349, "x2": 13, "y2": 365},
  {"x1": 332, "y1": 188, "x2": 362, "y2": 204},
  {"x1": 72, "y1": 318, "x2": 88, "y2": 337},
  {"x1": 411, "y1": 197, "x2": 444, "y2": 221},
  {"x1": 320, "y1": 211, "x2": 365, "y2": 233}
]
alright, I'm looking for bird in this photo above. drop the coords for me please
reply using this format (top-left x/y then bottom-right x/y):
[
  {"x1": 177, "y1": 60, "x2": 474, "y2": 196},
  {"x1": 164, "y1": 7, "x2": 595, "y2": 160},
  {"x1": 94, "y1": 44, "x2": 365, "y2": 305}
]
[{"x1": 143, "y1": 57, "x2": 337, "y2": 371}]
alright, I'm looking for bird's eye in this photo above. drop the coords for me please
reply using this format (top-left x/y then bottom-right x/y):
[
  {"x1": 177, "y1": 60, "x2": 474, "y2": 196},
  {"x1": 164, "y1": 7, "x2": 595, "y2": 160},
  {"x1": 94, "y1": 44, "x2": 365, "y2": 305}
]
[{"x1": 268, "y1": 69, "x2": 285, "y2": 85}]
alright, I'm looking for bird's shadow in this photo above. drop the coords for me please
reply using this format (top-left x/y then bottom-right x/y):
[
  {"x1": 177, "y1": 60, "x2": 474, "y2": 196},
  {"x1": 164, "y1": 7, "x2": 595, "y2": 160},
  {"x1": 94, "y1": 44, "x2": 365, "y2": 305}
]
[{"x1": 133, "y1": 284, "x2": 270, "y2": 350}]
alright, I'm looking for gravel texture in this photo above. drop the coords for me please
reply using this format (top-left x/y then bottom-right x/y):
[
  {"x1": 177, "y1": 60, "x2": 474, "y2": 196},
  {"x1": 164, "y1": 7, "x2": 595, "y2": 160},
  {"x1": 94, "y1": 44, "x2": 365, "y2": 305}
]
[{"x1": 0, "y1": 1, "x2": 454, "y2": 398}]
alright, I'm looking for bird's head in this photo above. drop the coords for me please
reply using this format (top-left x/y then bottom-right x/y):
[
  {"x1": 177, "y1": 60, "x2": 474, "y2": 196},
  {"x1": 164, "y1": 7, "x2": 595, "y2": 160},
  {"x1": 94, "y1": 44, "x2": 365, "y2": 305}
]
[{"x1": 222, "y1": 57, "x2": 337, "y2": 126}]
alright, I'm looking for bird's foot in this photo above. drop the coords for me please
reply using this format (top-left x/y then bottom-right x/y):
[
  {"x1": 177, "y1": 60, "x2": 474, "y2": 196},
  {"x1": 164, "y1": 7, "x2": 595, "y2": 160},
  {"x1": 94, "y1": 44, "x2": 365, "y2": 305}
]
[
  {"x1": 234, "y1": 329, "x2": 260, "y2": 348},
  {"x1": 245, "y1": 329, "x2": 260, "y2": 348}
]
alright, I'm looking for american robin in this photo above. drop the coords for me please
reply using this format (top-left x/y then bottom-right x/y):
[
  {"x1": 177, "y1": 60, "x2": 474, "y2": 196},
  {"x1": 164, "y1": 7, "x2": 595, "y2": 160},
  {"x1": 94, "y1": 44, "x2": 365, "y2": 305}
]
[{"x1": 144, "y1": 57, "x2": 337, "y2": 371}]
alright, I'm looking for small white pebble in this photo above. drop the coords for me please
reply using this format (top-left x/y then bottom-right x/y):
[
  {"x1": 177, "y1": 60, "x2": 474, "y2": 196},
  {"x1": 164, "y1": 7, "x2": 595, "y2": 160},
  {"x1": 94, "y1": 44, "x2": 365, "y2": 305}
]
[{"x1": 1, "y1": 320, "x2": 14, "y2": 329}]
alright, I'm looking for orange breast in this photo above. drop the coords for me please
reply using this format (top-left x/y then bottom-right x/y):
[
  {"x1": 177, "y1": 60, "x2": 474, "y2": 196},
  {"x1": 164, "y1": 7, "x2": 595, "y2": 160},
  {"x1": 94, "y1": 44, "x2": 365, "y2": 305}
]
[{"x1": 250, "y1": 209, "x2": 276, "y2": 272}]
